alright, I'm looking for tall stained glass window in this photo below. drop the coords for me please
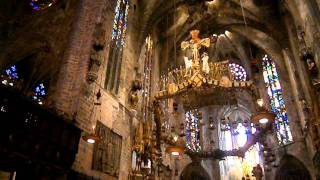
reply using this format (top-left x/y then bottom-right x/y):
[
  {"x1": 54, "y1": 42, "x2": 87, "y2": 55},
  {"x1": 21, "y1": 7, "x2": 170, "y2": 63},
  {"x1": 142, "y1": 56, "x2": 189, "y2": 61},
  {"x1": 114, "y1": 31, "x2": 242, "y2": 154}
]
[
  {"x1": 1, "y1": 65, "x2": 19, "y2": 86},
  {"x1": 262, "y1": 54, "x2": 292, "y2": 144},
  {"x1": 185, "y1": 110, "x2": 201, "y2": 152},
  {"x1": 105, "y1": 0, "x2": 129, "y2": 93},
  {"x1": 33, "y1": 83, "x2": 46, "y2": 105},
  {"x1": 112, "y1": 0, "x2": 129, "y2": 47},
  {"x1": 229, "y1": 63, "x2": 247, "y2": 81},
  {"x1": 219, "y1": 119, "x2": 261, "y2": 179}
]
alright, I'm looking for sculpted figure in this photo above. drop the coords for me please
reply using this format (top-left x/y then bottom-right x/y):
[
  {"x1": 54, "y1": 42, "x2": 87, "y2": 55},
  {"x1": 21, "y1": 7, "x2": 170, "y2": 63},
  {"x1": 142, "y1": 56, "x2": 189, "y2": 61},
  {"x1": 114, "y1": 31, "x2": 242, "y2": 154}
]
[
  {"x1": 184, "y1": 56, "x2": 193, "y2": 77},
  {"x1": 181, "y1": 30, "x2": 211, "y2": 70},
  {"x1": 201, "y1": 52, "x2": 210, "y2": 74}
]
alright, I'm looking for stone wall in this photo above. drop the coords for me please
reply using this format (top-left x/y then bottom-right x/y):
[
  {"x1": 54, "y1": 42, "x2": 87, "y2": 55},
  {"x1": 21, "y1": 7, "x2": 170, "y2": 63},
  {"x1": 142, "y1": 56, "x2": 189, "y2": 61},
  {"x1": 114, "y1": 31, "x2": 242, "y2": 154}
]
[
  {"x1": 72, "y1": 92, "x2": 134, "y2": 179},
  {"x1": 0, "y1": 0, "x2": 79, "y2": 93},
  {"x1": 53, "y1": 0, "x2": 107, "y2": 118},
  {"x1": 2, "y1": 0, "x2": 320, "y2": 179},
  {"x1": 55, "y1": 0, "x2": 144, "y2": 179},
  {"x1": 0, "y1": 0, "x2": 143, "y2": 179}
]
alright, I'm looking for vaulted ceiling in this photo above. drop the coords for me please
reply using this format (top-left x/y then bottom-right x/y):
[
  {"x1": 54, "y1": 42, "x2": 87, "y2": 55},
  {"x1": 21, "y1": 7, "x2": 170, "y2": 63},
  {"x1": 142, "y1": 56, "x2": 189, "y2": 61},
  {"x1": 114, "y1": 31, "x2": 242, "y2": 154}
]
[{"x1": 137, "y1": 0, "x2": 294, "y2": 77}]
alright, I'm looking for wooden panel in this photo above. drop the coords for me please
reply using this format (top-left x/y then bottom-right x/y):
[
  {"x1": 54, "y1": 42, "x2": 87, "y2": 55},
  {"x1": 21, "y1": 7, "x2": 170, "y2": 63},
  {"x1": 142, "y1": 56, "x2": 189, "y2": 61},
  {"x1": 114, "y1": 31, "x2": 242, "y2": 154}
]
[
  {"x1": 92, "y1": 121, "x2": 122, "y2": 177},
  {"x1": 0, "y1": 85, "x2": 81, "y2": 170}
]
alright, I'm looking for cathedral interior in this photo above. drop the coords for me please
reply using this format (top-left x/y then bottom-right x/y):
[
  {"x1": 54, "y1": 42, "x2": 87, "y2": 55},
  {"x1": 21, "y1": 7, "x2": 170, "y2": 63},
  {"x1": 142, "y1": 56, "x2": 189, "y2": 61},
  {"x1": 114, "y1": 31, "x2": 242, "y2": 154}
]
[{"x1": 1, "y1": 0, "x2": 320, "y2": 179}]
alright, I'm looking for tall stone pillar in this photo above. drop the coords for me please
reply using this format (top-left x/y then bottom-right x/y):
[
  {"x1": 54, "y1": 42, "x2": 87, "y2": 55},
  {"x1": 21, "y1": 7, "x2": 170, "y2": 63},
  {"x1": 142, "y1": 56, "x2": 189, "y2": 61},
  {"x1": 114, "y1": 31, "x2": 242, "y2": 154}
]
[{"x1": 53, "y1": 0, "x2": 104, "y2": 117}]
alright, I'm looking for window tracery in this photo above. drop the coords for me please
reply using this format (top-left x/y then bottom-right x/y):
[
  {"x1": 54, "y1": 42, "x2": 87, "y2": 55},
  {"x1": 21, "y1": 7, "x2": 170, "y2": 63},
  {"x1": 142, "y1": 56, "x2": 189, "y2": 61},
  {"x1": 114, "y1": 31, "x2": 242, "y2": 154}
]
[
  {"x1": 1, "y1": 65, "x2": 18, "y2": 86},
  {"x1": 33, "y1": 83, "x2": 46, "y2": 105},
  {"x1": 105, "y1": 0, "x2": 129, "y2": 93},
  {"x1": 185, "y1": 110, "x2": 201, "y2": 152},
  {"x1": 219, "y1": 117, "x2": 261, "y2": 179},
  {"x1": 112, "y1": 0, "x2": 129, "y2": 47},
  {"x1": 229, "y1": 63, "x2": 247, "y2": 81},
  {"x1": 262, "y1": 55, "x2": 292, "y2": 144}
]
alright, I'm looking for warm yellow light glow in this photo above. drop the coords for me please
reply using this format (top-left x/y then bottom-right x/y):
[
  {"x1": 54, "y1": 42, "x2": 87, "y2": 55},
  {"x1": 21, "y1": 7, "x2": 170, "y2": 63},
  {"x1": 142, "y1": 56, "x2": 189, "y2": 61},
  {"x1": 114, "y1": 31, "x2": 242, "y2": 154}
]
[
  {"x1": 207, "y1": 0, "x2": 218, "y2": 7},
  {"x1": 173, "y1": 135, "x2": 178, "y2": 142},
  {"x1": 82, "y1": 133, "x2": 100, "y2": 144},
  {"x1": 87, "y1": 138, "x2": 95, "y2": 144},
  {"x1": 171, "y1": 152, "x2": 180, "y2": 156},
  {"x1": 225, "y1": 30, "x2": 231, "y2": 37},
  {"x1": 259, "y1": 118, "x2": 269, "y2": 124},
  {"x1": 257, "y1": 99, "x2": 264, "y2": 107}
]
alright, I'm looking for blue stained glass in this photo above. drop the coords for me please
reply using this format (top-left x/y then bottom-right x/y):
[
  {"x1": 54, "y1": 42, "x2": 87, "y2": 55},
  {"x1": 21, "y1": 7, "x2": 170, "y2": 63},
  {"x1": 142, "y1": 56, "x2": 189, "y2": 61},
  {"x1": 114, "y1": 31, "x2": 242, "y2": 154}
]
[
  {"x1": 2, "y1": 65, "x2": 19, "y2": 86},
  {"x1": 33, "y1": 83, "x2": 46, "y2": 105},
  {"x1": 30, "y1": 0, "x2": 57, "y2": 11},
  {"x1": 111, "y1": 0, "x2": 129, "y2": 47},
  {"x1": 229, "y1": 63, "x2": 247, "y2": 81},
  {"x1": 219, "y1": 121, "x2": 262, "y2": 179},
  {"x1": 185, "y1": 110, "x2": 201, "y2": 152},
  {"x1": 5, "y1": 65, "x2": 18, "y2": 79},
  {"x1": 262, "y1": 55, "x2": 292, "y2": 144}
]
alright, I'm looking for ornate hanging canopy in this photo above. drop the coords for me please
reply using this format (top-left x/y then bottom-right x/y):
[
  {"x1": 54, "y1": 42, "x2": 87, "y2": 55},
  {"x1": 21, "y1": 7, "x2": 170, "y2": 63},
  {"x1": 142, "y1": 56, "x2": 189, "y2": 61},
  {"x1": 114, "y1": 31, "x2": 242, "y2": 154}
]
[
  {"x1": 151, "y1": 30, "x2": 273, "y2": 161},
  {"x1": 156, "y1": 30, "x2": 253, "y2": 110}
]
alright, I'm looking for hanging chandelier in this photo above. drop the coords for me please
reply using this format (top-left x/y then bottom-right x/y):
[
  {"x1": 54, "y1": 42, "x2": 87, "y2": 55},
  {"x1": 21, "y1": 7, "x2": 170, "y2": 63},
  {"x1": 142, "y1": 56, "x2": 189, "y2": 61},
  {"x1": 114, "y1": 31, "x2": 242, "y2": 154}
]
[
  {"x1": 165, "y1": 137, "x2": 185, "y2": 156},
  {"x1": 251, "y1": 99, "x2": 275, "y2": 125},
  {"x1": 82, "y1": 129, "x2": 101, "y2": 144},
  {"x1": 164, "y1": 126, "x2": 185, "y2": 156},
  {"x1": 82, "y1": 89, "x2": 102, "y2": 144},
  {"x1": 166, "y1": 146, "x2": 184, "y2": 156}
]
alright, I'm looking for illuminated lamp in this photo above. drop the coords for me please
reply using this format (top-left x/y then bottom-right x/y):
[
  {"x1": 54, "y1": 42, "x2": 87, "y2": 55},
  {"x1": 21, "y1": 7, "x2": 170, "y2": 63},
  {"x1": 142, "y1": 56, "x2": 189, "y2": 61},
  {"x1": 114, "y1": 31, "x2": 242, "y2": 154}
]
[
  {"x1": 166, "y1": 146, "x2": 184, "y2": 156},
  {"x1": 251, "y1": 111, "x2": 275, "y2": 124},
  {"x1": 166, "y1": 137, "x2": 185, "y2": 156},
  {"x1": 82, "y1": 133, "x2": 100, "y2": 144},
  {"x1": 82, "y1": 126, "x2": 100, "y2": 144},
  {"x1": 251, "y1": 99, "x2": 276, "y2": 124}
]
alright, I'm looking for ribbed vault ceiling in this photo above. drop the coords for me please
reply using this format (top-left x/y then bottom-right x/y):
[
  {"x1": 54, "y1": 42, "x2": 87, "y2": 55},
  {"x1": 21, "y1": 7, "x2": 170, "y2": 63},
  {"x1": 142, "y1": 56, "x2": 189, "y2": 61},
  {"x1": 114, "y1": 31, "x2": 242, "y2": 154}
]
[{"x1": 137, "y1": 0, "x2": 292, "y2": 76}]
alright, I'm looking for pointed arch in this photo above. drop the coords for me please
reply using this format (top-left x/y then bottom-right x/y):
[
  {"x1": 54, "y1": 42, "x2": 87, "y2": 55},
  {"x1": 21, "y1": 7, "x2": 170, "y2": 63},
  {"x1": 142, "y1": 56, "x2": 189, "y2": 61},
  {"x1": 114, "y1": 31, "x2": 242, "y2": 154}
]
[
  {"x1": 275, "y1": 155, "x2": 311, "y2": 180},
  {"x1": 180, "y1": 162, "x2": 210, "y2": 180}
]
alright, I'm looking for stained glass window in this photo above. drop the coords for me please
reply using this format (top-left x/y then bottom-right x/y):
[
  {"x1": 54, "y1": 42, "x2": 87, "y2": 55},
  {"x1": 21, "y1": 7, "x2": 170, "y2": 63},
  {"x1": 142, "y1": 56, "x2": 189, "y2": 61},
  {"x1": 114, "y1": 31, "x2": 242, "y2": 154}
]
[
  {"x1": 262, "y1": 54, "x2": 292, "y2": 144},
  {"x1": 105, "y1": 0, "x2": 129, "y2": 93},
  {"x1": 112, "y1": 0, "x2": 129, "y2": 47},
  {"x1": 30, "y1": 0, "x2": 58, "y2": 11},
  {"x1": 185, "y1": 110, "x2": 201, "y2": 152},
  {"x1": 33, "y1": 83, "x2": 46, "y2": 105},
  {"x1": 229, "y1": 63, "x2": 247, "y2": 81},
  {"x1": 1, "y1": 65, "x2": 18, "y2": 86},
  {"x1": 219, "y1": 117, "x2": 261, "y2": 179}
]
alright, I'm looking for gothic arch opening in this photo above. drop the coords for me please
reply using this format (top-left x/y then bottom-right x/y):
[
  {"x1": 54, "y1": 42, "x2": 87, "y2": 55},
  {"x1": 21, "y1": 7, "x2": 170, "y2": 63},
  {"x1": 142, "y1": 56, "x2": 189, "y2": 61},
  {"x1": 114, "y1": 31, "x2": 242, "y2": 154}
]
[
  {"x1": 275, "y1": 155, "x2": 311, "y2": 180},
  {"x1": 180, "y1": 162, "x2": 210, "y2": 180}
]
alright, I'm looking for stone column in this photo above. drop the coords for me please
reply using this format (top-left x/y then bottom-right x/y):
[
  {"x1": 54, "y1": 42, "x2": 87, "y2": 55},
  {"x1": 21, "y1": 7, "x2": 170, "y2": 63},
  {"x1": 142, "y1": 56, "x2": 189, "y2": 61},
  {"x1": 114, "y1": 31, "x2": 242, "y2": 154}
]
[
  {"x1": 291, "y1": 0, "x2": 320, "y2": 70},
  {"x1": 282, "y1": 50, "x2": 306, "y2": 134},
  {"x1": 53, "y1": 0, "x2": 104, "y2": 117}
]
